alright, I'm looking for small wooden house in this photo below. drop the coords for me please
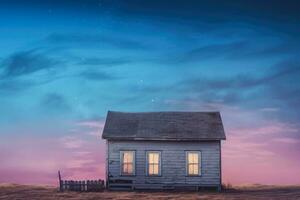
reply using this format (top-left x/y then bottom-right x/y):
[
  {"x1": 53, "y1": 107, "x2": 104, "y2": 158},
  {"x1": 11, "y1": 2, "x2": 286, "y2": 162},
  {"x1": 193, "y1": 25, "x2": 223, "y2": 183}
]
[{"x1": 102, "y1": 111, "x2": 226, "y2": 191}]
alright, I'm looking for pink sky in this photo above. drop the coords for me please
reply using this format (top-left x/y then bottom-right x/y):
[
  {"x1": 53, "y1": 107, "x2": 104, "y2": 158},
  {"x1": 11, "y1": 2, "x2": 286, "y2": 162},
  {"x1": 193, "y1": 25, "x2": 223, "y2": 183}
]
[{"x1": 0, "y1": 107, "x2": 300, "y2": 186}]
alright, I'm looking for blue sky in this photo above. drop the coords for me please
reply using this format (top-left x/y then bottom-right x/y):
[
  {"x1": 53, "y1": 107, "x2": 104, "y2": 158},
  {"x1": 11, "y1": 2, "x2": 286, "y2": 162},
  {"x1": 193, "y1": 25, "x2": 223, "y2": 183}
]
[{"x1": 0, "y1": 0, "x2": 300, "y2": 185}]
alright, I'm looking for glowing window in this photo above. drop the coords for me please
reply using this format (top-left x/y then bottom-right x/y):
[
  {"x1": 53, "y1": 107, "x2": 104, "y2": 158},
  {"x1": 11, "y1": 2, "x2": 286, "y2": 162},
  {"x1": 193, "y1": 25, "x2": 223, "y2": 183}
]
[
  {"x1": 147, "y1": 151, "x2": 161, "y2": 176},
  {"x1": 121, "y1": 151, "x2": 135, "y2": 175},
  {"x1": 186, "y1": 151, "x2": 201, "y2": 176}
]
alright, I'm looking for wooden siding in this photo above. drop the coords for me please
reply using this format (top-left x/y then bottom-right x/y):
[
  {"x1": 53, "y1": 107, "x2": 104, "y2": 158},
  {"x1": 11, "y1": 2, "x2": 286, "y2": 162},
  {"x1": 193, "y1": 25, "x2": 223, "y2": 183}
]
[{"x1": 107, "y1": 140, "x2": 221, "y2": 189}]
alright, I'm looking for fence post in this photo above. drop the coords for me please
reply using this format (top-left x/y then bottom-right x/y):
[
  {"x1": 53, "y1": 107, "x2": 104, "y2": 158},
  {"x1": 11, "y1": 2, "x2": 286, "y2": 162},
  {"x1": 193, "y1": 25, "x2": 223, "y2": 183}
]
[
  {"x1": 100, "y1": 179, "x2": 104, "y2": 190},
  {"x1": 98, "y1": 180, "x2": 101, "y2": 191},
  {"x1": 58, "y1": 171, "x2": 63, "y2": 192},
  {"x1": 71, "y1": 180, "x2": 74, "y2": 191}
]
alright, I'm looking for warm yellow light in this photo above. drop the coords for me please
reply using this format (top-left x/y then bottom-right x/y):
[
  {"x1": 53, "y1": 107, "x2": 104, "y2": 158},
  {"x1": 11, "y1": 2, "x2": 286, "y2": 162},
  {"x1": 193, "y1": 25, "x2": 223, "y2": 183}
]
[
  {"x1": 123, "y1": 152, "x2": 133, "y2": 163},
  {"x1": 187, "y1": 152, "x2": 199, "y2": 175},
  {"x1": 122, "y1": 151, "x2": 134, "y2": 174},
  {"x1": 148, "y1": 152, "x2": 160, "y2": 175}
]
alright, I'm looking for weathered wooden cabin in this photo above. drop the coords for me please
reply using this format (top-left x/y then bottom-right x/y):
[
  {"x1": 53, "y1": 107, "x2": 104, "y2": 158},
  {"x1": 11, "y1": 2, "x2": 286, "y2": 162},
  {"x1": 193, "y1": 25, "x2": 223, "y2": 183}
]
[{"x1": 102, "y1": 111, "x2": 226, "y2": 191}]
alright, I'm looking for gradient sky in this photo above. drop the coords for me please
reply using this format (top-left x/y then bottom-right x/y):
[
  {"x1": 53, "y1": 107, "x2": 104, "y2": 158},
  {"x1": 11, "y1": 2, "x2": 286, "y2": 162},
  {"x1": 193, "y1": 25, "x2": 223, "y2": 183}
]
[{"x1": 0, "y1": 0, "x2": 300, "y2": 185}]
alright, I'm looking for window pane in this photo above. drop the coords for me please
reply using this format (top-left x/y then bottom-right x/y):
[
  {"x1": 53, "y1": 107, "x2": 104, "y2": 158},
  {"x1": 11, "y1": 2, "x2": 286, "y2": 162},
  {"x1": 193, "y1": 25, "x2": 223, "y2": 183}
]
[
  {"x1": 149, "y1": 164, "x2": 154, "y2": 175},
  {"x1": 188, "y1": 164, "x2": 194, "y2": 175},
  {"x1": 188, "y1": 153, "x2": 198, "y2": 164},
  {"x1": 124, "y1": 152, "x2": 133, "y2": 163},
  {"x1": 127, "y1": 164, "x2": 133, "y2": 174},
  {"x1": 128, "y1": 152, "x2": 133, "y2": 162},
  {"x1": 188, "y1": 153, "x2": 194, "y2": 163},
  {"x1": 193, "y1": 164, "x2": 198, "y2": 174},
  {"x1": 123, "y1": 153, "x2": 127, "y2": 163},
  {"x1": 123, "y1": 164, "x2": 128, "y2": 173},
  {"x1": 193, "y1": 153, "x2": 198, "y2": 164},
  {"x1": 153, "y1": 164, "x2": 159, "y2": 174},
  {"x1": 148, "y1": 152, "x2": 159, "y2": 164},
  {"x1": 149, "y1": 153, "x2": 154, "y2": 164},
  {"x1": 153, "y1": 153, "x2": 159, "y2": 164},
  {"x1": 123, "y1": 154, "x2": 126, "y2": 163}
]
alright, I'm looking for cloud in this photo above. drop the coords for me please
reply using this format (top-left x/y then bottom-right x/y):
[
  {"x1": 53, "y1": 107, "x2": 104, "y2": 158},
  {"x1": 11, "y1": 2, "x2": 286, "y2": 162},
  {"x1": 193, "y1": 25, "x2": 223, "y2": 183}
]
[
  {"x1": 60, "y1": 136, "x2": 84, "y2": 149},
  {"x1": 0, "y1": 75, "x2": 71, "y2": 95},
  {"x1": 259, "y1": 107, "x2": 279, "y2": 112},
  {"x1": 0, "y1": 50, "x2": 66, "y2": 94},
  {"x1": 79, "y1": 70, "x2": 119, "y2": 81},
  {"x1": 136, "y1": 58, "x2": 300, "y2": 101},
  {"x1": 0, "y1": 79, "x2": 34, "y2": 94},
  {"x1": 46, "y1": 33, "x2": 149, "y2": 50},
  {"x1": 40, "y1": 93, "x2": 71, "y2": 112},
  {"x1": 78, "y1": 57, "x2": 131, "y2": 66},
  {"x1": 76, "y1": 120, "x2": 105, "y2": 129},
  {"x1": 76, "y1": 120, "x2": 105, "y2": 137},
  {"x1": 247, "y1": 40, "x2": 300, "y2": 58},
  {"x1": 272, "y1": 137, "x2": 300, "y2": 144},
  {"x1": 182, "y1": 60, "x2": 299, "y2": 91},
  {"x1": 229, "y1": 121, "x2": 299, "y2": 137},
  {"x1": 176, "y1": 41, "x2": 249, "y2": 63},
  {"x1": 164, "y1": 37, "x2": 300, "y2": 64},
  {"x1": 178, "y1": 58, "x2": 300, "y2": 103},
  {"x1": 0, "y1": 50, "x2": 59, "y2": 78}
]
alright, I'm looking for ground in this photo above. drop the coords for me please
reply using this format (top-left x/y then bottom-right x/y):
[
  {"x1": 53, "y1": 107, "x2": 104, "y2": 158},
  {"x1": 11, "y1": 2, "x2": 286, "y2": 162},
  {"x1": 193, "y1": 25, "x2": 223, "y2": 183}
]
[{"x1": 1, "y1": 184, "x2": 300, "y2": 200}]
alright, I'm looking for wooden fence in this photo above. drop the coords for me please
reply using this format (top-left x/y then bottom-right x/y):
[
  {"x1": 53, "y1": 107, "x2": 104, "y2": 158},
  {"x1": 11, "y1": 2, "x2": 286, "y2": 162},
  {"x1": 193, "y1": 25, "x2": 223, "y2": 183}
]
[{"x1": 58, "y1": 171, "x2": 105, "y2": 192}]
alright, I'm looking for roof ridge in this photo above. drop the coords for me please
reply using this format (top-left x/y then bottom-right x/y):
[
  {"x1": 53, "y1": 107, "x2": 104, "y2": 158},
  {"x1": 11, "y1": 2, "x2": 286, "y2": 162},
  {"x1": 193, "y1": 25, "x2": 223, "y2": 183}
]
[{"x1": 108, "y1": 110, "x2": 221, "y2": 114}]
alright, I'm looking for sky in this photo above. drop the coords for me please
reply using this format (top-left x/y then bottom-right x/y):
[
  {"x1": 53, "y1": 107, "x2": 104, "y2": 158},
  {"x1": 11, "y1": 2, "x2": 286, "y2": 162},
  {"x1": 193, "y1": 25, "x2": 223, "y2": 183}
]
[{"x1": 0, "y1": 0, "x2": 300, "y2": 185}]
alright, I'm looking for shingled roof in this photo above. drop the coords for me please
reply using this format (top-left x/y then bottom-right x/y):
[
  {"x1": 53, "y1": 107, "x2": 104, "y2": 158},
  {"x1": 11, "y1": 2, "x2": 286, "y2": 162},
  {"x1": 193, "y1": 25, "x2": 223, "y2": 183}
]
[{"x1": 102, "y1": 111, "x2": 226, "y2": 141}]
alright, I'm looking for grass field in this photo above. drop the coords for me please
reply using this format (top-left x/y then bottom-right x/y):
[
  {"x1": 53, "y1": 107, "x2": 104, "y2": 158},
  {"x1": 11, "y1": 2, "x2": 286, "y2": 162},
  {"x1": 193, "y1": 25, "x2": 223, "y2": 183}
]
[{"x1": 1, "y1": 184, "x2": 300, "y2": 200}]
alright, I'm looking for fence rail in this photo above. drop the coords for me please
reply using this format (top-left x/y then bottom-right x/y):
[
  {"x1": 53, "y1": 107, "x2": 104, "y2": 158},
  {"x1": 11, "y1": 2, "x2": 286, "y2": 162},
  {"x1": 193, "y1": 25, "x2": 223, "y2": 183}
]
[{"x1": 58, "y1": 171, "x2": 104, "y2": 192}]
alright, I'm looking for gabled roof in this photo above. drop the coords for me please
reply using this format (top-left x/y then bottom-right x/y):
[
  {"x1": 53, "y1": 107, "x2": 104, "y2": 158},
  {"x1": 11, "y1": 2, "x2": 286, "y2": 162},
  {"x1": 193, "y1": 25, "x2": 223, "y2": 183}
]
[{"x1": 102, "y1": 111, "x2": 226, "y2": 141}]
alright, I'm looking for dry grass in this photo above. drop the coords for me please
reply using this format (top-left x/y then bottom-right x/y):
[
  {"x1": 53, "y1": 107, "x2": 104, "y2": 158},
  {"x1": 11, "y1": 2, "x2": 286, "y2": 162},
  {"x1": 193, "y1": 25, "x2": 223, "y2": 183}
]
[{"x1": 1, "y1": 183, "x2": 300, "y2": 200}]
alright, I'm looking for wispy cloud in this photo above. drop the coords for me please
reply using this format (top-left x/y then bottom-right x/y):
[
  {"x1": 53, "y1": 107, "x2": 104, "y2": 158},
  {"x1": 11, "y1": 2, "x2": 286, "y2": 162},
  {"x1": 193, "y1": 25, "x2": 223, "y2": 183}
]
[
  {"x1": 46, "y1": 33, "x2": 149, "y2": 50},
  {"x1": 76, "y1": 120, "x2": 105, "y2": 129},
  {"x1": 272, "y1": 137, "x2": 300, "y2": 144},
  {"x1": 76, "y1": 120, "x2": 105, "y2": 137},
  {"x1": 0, "y1": 50, "x2": 59, "y2": 78},
  {"x1": 0, "y1": 79, "x2": 34, "y2": 94},
  {"x1": 80, "y1": 70, "x2": 119, "y2": 81},
  {"x1": 60, "y1": 136, "x2": 84, "y2": 149},
  {"x1": 40, "y1": 93, "x2": 71, "y2": 113},
  {"x1": 78, "y1": 57, "x2": 132, "y2": 66},
  {"x1": 229, "y1": 122, "x2": 299, "y2": 137},
  {"x1": 259, "y1": 107, "x2": 279, "y2": 112},
  {"x1": 175, "y1": 41, "x2": 249, "y2": 63},
  {"x1": 181, "y1": 59, "x2": 300, "y2": 91}
]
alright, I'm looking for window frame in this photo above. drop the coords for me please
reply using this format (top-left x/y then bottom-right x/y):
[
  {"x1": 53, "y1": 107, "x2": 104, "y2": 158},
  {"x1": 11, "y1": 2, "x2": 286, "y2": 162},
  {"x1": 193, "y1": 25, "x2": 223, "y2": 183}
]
[
  {"x1": 146, "y1": 151, "x2": 162, "y2": 176},
  {"x1": 120, "y1": 150, "x2": 136, "y2": 176},
  {"x1": 186, "y1": 151, "x2": 201, "y2": 176}
]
